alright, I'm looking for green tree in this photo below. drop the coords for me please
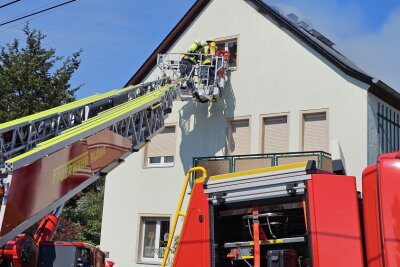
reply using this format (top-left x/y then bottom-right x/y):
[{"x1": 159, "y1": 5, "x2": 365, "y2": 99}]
[
  {"x1": 58, "y1": 178, "x2": 106, "y2": 245},
  {"x1": 0, "y1": 24, "x2": 82, "y2": 122},
  {"x1": 0, "y1": 25, "x2": 105, "y2": 244}
]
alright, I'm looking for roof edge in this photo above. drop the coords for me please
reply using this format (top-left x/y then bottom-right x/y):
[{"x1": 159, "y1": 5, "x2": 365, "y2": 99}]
[
  {"x1": 248, "y1": 0, "x2": 374, "y2": 85},
  {"x1": 369, "y1": 80, "x2": 400, "y2": 110},
  {"x1": 125, "y1": 0, "x2": 211, "y2": 87}
]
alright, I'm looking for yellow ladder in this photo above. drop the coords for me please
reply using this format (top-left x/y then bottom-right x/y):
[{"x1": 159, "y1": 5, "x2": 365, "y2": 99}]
[{"x1": 161, "y1": 167, "x2": 207, "y2": 267}]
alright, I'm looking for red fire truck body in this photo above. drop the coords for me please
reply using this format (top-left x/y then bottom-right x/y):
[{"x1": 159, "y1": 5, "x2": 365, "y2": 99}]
[
  {"x1": 0, "y1": 214, "x2": 114, "y2": 267},
  {"x1": 169, "y1": 152, "x2": 400, "y2": 267},
  {"x1": 362, "y1": 152, "x2": 400, "y2": 267}
]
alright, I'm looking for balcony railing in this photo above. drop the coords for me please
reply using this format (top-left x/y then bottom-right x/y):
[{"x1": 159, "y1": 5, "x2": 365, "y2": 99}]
[{"x1": 193, "y1": 151, "x2": 331, "y2": 178}]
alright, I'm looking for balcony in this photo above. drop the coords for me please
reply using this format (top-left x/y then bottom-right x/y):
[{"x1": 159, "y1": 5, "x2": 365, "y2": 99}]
[{"x1": 193, "y1": 151, "x2": 331, "y2": 178}]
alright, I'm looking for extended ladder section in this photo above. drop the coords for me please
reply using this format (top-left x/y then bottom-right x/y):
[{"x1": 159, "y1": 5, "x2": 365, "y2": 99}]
[
  {"x1": 3, "y1": 83, "x2": 177, "y2": 172},
  {"x1": 0, "y1": 78, "x2": 169, "y2": 169},
  {"x1": 0, "y1": 79, "x2": 180, "y2": 247}
]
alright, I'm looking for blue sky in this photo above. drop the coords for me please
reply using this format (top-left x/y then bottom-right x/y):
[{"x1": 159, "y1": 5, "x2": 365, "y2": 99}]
[{"x1": 1, "y1": 0, "x2": 399, "y2": 98}]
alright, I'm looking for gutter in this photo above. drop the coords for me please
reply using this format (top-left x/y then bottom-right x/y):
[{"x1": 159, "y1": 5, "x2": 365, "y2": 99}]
[{"x1": 369, "y1": 80, "x2": 400, "y2": 110}]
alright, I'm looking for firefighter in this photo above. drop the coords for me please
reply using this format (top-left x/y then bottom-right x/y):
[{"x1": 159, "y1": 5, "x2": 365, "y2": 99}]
[
  {"x1": 200, "y1": 39, "x2": 217, "y2": 85},
  {"x1": 195, "y1": 39, "x2": 219, "y2": 103},
  {"x1": 179, "y1": 40, "x2": 204, "y2": 80}
]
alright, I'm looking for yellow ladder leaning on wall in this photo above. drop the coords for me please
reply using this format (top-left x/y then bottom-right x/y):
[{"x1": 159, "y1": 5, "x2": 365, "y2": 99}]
[{"x1": 161, "y1": 167, "x2": 207, "y2": 267}]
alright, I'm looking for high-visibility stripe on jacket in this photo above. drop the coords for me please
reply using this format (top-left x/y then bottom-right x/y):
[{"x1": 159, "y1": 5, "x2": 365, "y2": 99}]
[
  {"x1": 201, "y1": 45, "x2": 211, "y2": 64},
  {"x1": 183, "y1": 42, "x2": 202, "y2": 63}
]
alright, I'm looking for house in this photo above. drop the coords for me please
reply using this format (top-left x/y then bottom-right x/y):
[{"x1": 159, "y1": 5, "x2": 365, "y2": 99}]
[{"x1": 100, "y1": 0, "x2": 400, "y2": 266}]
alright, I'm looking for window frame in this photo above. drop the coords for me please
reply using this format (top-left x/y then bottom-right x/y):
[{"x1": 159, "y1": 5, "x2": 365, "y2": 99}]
[
  {"x1": 147, "y1": 156, "x2": 174, "y2": 167},
  {"x1": 136, "y1": 215, "x2": 171, "y2": 265},
  {"x1": 143, "y1": 124, "x2": 177, "y2": 168},
  {"x1": 299, "y1": 109, "x2": 329, "y2": 152},
  {"x1": 215, "y1": 35, "x2": 239, "y2": 69},
  {"x1": 226, "y1": 116, "x2": 251, "y2": 156},
  {"x1": 259, "y1": 112, "x2": 290, "y2": 154}
]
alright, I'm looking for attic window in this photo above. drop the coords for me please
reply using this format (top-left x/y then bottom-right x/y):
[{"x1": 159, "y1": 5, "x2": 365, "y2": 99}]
[{"x1": 216, "y1": 38, "x2": 238, "y2": 67}]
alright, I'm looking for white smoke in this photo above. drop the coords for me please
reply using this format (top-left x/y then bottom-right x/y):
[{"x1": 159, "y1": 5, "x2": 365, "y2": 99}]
[{"x1": 266, "y1": 0, "x2": 400, "y2": 91}]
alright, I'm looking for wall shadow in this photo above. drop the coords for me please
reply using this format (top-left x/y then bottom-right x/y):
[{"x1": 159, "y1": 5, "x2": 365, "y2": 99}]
[{"x1": 178, "y1": 74, "x2": 236, "y2": 174}]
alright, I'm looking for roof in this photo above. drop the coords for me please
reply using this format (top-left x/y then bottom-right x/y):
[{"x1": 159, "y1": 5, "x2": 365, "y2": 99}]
[
  {"x1": 125, "y1": 0, "x2": 400, "y2": 110},
  {"x1": 125, "y1": 0, "x2": 210, "y2": 86}
]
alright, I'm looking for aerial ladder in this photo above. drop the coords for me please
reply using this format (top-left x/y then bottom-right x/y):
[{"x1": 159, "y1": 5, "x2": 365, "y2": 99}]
[{"x1": 0, "y1": 52, "x2": 230, "y2": 266}]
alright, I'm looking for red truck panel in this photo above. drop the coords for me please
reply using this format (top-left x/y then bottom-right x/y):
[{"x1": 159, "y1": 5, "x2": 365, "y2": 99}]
[
  {"x1": 362, "y1": 152, "x2": 400, "y2": 267},
  {"x1": 1, "y1": 129, "x2": 131, "y2": 237},
  {"x1": 173, "y1": 180, "x2": 210, "y2": 267},
  {"x1": 308, "y1": 174, "x2": 364, "y2": 267}
]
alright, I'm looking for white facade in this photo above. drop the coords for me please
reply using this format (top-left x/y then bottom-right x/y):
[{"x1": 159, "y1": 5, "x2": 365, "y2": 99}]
[
  {"x1": 100, "y1": 0, "x2": 398, "y2": 266},
  {"x1": 368, "y1": 92, "x2": 400, "y2": 164}
]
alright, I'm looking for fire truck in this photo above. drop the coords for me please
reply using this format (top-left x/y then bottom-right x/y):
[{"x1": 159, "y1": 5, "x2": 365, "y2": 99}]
[
  {"x1": 0, "y1": 52, "x2": 230, "y2": 266},
  {"x1": 160, "y1": 152, "x2": 400, "y2": 267}
]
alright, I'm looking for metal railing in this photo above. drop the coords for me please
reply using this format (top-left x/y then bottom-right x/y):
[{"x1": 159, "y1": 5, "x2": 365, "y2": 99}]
[
  {"x1": 157, "y1": 52, "x2": 228, "y2": 86},
  {"x1": 193, "y1": 151, "x2": 332, "y2": 177}
]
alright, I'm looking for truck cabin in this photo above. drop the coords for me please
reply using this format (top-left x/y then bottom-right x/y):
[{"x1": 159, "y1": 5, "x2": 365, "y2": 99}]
[{"x1": 38, "y1": 242, "x2": 106, "y2": 267}]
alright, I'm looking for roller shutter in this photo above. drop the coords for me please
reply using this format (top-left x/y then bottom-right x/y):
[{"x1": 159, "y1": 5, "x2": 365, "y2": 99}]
[
  {"x1": 229, "y1": 120, "x2": 250, "y2": 155},
  {"x1": 263, "y1": 116, "x2": 288, "y2": 153},
  {"x1": 303, "y1": 113, "x2": 328, "y2": 152},
  {"x1": 147, "y1": 126, "x2": 176, "y2": 157}
]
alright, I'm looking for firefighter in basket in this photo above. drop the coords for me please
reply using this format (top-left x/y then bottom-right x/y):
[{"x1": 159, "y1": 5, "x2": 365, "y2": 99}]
[
  {"x1": 179, "y1": 40, "x2": 205, "y2": 90},
  {"x1": 179, "y1": 39, "x2": 231, "y2": 103},
  {"x1": 196, "y1": 40, "x2": 231, "y2": 103},
  {"x1": 194, "y1": 39, "x2": 219, "y2": 103}
]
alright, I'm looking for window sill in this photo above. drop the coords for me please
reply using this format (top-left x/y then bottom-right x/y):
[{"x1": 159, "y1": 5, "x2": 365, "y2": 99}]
[
  {"x1": 144, "y1": 164, "x2": 175, "y2": 169},
  {"x1": 137, "y1": 261, "x2": 163, "y2": 265}
]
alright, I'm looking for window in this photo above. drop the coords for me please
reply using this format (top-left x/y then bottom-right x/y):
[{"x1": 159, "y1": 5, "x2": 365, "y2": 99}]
[
  {"x1": 302, "y1": 112, "x2": 328, "y2": 152},
  {"x1": 138, "y1": 217, "x2": 170, "y2": 264},
  {"x1": 145, "y1": 126, "x2": 176, "y2": 167},
  {"x1": 217, "y1": 38, "x2": 238, "y2": 67},
  {"x1": 77, "y1": 248, "x2": 91, "y2": 266},
  {"x1": 228, "y1": 118, "x2": 250, "y2": 155},
  {"x1": 262, "y1": 115, "x2": 289, "y2": 153}
]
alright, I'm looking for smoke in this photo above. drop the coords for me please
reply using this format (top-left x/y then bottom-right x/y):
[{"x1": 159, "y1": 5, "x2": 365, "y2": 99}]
[
  {"x1": 339, "y1": 8, "x2": 400, "y2": 91},
  {"x1": 266, "y1": 0, "x2": 400, "y2": 91}
]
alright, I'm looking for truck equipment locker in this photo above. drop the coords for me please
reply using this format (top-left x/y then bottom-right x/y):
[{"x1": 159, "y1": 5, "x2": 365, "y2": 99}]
[
  {"x1": 307, "y1": 173, "x2": 364, "y2": 267},
  {"x1": 362, "y1": 152, "x2": 400, "y2": 267}
]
